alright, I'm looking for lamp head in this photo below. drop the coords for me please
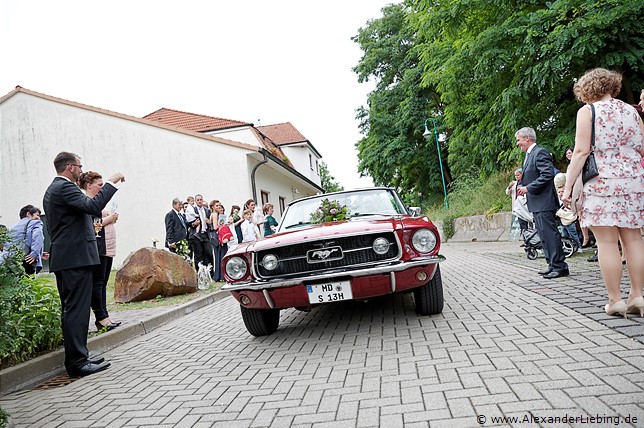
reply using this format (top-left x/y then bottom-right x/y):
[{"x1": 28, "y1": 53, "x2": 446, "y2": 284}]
[{"x1": 422, "y1": 125, "x2": 432, "y2": 139}]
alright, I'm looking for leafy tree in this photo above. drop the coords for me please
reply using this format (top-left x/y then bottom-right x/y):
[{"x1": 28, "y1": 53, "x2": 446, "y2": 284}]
[
  {"x1": 319, "y1": 161, "x2": 344, "y2": 193},
  {"x1": 410, "y1": 0, "x2": 644, "y2": 177},
  {"x1": 352, "y1": 3, "x2": 451, "y2": 208}
]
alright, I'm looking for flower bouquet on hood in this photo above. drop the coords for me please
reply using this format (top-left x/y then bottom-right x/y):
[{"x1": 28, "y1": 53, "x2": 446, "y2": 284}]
[{"x1": 310, "y1": 199, "x2": 350, "y2": 224}]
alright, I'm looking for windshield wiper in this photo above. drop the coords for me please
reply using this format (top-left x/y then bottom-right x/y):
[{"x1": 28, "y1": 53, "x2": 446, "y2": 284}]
[
  {"x1": 350, "y1": 213, "x2": 386, "y2": 217},
  {"x1": 284, "y1": 221, "x2": 312, "y2": 229}
]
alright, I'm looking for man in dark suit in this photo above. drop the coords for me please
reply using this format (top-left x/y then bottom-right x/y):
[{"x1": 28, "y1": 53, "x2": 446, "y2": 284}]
[
  {"x1": 165, "y1": 197, "x2": 188, "y2": 252},
  {"x1": 516, "y1": 127, "x2": 569, "y2": 278},
  {"x1": 43, "y1": 151, "x2": 124, "y2": 377}
]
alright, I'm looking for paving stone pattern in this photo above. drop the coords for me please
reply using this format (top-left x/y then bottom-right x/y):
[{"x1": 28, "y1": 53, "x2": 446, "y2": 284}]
[{"x1": 1, "y1": 241, "x2": 643, "y2": 427}]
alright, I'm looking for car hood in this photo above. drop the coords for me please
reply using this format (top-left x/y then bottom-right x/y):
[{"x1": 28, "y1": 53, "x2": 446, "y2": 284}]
[{"x1": 230, "y1": 216, "x2": 407, "y2": 255}]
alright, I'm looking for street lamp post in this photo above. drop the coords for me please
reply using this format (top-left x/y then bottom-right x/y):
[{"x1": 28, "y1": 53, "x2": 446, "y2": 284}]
[{"x1": 423, "y1": 118, "x2": 449, "y2": 209}]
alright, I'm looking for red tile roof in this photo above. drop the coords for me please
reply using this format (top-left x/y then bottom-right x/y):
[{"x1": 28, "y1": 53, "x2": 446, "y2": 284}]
[
  {"x1": 257, "y1": 122, "x2": 321, "y2": 158},
  {"x1": 256, "y1": 122, "x2": 308, "y2": 145},
  {"x1": 142, "y1": 108, "x2": 297, "y2": 168},
  {"x1": 143, "y1": 108, "x2": 251, "y2": 132}
]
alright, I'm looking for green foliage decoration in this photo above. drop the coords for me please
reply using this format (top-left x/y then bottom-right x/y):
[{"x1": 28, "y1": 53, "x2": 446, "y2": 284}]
[
  {"x1": 310, "y1": 199, "x2": 350, "y2": 224},
  {"x1": 175, "y1": 239, "x2": 191, "y2": 260}
]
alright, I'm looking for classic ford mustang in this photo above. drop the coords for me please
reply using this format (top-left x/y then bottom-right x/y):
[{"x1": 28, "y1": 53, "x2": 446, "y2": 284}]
[{"x1": 222, "y1": 187, "x2": 445, "y2": 336}]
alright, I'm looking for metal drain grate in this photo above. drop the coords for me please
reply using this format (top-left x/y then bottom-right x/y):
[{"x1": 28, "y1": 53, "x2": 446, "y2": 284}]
[{"x1": 33, "y1": 374, "x2": 81, "y2": 390}]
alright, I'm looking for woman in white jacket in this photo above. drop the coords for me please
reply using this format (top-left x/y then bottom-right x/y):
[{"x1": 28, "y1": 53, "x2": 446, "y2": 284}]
[{"x1": 506, "y1": 168, "x2": 533, "y2": 231}]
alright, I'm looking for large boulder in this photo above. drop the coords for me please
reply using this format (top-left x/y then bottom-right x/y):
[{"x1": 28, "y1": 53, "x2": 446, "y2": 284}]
[{"x1": 114, "y1": 248, "x2": 197, "y2": 303}]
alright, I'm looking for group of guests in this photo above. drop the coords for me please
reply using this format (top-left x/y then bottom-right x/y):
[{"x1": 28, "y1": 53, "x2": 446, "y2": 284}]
[
  {"x1": 510, "y1": 68, "x2": 644, "y2": 319},
  {"x1": 164, "y1": 195, "x2": 279, "y2": 280}
]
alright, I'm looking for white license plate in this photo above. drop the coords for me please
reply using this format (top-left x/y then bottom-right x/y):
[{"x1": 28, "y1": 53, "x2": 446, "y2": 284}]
[{"x1": 306, "y1": 280, "x2": 353, "y2": 304}]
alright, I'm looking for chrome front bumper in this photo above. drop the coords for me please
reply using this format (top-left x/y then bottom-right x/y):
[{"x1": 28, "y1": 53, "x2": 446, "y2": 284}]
[{"x1": 222, "y1": 255, "x2": 445, "y2": 292}]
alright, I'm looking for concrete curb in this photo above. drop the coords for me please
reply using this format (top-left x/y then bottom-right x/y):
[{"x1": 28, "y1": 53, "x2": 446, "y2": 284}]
[{"x1": 0, "y1": 289, "x2": 231, "y2": 396}]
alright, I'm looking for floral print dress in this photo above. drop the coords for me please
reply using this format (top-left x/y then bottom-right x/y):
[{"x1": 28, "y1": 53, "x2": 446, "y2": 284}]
[{"x1": 581, "y1": 98, "x2": 644, "y2": 228}]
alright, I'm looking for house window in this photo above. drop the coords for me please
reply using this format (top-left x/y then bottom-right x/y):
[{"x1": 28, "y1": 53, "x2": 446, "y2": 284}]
[
  {"x1": 309, "y1": 153, "x2": 313, "y2": 170},
  {"x1": 261, "y1": 190, "x2": 269, "y2": 206},
  {"x1": 279, "y1": 196, "x2": 286, "y2": 215},
  {"x1": 316, "y1": 160, "x2": 319, "y2": 175}
]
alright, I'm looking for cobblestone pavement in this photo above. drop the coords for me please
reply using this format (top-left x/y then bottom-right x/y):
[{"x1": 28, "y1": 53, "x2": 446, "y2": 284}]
[{"x1": 2, "y1": 241, "x2": 643, "y2": 427}]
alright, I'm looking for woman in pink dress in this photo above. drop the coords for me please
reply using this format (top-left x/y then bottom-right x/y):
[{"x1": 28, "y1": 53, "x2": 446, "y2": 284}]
[{"x1": 562, "y1": 68, "x2": 644, "y2": 318}]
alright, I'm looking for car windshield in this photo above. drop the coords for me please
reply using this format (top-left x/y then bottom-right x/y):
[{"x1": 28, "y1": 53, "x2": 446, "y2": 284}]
[{"x1": 280, "y1": 189, "x2": 406, "y2": 231}]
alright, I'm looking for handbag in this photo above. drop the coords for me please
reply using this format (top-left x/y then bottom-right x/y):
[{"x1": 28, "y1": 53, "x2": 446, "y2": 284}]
[
  {"x1": 556, "y1": 207, "x2": 577, "y2": 226},
  {"x1": 582, "y1": 104, "x2": 599, "y2": 183}
]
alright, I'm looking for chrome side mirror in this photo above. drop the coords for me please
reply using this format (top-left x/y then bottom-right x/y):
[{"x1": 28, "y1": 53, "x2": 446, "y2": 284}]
[{"x1": 409, "y1": 206, "x2": 421, "y2": 217}]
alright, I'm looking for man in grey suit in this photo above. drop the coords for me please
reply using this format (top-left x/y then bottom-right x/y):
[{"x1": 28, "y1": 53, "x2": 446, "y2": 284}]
[
  {"x1": 43, "y1": 151, "x2": 125, "y2": 377},
  {"x1": 516, "y1": 127, "x2": 569, "y2": 278}
]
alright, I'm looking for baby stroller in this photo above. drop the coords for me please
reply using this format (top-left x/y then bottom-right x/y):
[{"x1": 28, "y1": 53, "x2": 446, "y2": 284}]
[{"x1": 522, "y1": 226, "x2": 578, "y2": 260}]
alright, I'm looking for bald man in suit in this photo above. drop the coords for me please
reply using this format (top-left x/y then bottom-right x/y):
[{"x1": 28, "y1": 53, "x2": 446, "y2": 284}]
[{"x1": 516, "y1": 127, "x2": 569, "y2": 279}]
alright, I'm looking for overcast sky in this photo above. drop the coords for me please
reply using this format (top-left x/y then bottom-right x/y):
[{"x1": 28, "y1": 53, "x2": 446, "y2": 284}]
[{"x1": 1, "y1": 0, "x2": 396, "y2": 190}]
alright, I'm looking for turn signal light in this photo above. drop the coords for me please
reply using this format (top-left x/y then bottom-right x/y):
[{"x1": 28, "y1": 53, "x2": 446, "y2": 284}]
[{"x1": 240, "y1": 294, "x2": 251, "y2": 306}]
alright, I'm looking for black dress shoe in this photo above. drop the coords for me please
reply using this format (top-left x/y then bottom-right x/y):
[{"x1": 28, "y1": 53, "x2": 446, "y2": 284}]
[
  {"x1": 67, "y1": 361, "x2": 111, "y2": 377},
  {"x1": 95, "y1": 321, "x2": 118, "y2": 332},
  {"x1": 537, "y1": 268, "x2": 552, "y2": 276},
  {"x1": 543, "y1": 269, "x2": 570, "y2": 279},
  {"x1": 88, "y1": 357, "x2": 105, "y2": 365}
]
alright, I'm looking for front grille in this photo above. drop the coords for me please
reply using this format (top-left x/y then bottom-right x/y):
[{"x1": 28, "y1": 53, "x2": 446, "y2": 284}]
[{"x1": 254, "y1": 232, "x2": 400, "y2": 278}]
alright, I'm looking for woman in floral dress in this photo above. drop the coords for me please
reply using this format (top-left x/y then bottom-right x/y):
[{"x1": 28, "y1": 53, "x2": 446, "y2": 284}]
[{"x1": 562, "y1": 68, "x2": 644, "y2": 318}]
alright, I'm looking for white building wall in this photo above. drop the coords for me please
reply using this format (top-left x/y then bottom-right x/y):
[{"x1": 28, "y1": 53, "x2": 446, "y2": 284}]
[
  {"x1": 252, "y1": 161, "x2": 320, "y2": 220},
  {"x1": 0, "y1": 92, "x2": 317, "y2": 268},
  {"x1": 0, "y1": 92, "x2": 316, "y2": 268},
  {"x1": 205, "y1": 127, "x2": 257, "y2": 146},
  {"x1": 280, "y1": 145, "x2": 321, "y2": 186}
]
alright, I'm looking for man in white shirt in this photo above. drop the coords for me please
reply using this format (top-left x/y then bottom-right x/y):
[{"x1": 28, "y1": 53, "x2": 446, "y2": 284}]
[{"x1": 189, "y1": 194, "x2": 213, "y2": 270}]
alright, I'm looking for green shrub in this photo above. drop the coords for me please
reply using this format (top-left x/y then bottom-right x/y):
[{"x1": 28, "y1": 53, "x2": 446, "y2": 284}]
[
  {"x1": 0, "y1": 227, "x2": 63, "y2": 368},
  {"x1": 0, "y1": 406, "x2": 8, "y2": 428},
  {"x1": 0, "y1": 276, "x2": 63, "y2": 367}
]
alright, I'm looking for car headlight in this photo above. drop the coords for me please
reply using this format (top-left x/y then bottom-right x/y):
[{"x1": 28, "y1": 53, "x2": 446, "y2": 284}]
[
  {"x1": 261, "y1": 254, "x2": 279, "y2": 270},
  {"x1": 372, "y1": 237, "x2": 390, "y2": 255},
  {"x1": 411, "y1": 229, "x2": 437, "y2": 253},
  {"x1": 225, "y1": 257, "x2": 248, "y2": 280}
]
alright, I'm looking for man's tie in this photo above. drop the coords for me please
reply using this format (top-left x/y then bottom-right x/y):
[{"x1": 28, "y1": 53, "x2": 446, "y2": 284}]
[{"x1": 178, "y1": 212, "x2": 186, "y2": 229}]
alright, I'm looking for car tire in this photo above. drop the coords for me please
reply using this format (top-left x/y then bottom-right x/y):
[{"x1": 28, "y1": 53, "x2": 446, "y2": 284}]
[
  {"x1": 240, "y1": 306, "x2": 280, "y2": 336},
  {"x1": 414, "y1": 265, "x2": 444, "y2": 316}
]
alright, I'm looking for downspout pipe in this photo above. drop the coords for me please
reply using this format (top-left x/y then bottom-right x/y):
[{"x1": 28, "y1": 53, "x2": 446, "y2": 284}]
[{"x1": 251, "y1": 151, "x2": 269, "y2": 202}]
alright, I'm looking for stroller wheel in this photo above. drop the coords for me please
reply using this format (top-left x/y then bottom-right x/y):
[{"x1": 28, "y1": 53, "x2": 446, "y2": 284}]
[
  {"x1": 526, "y1": 248, "x2": 538, "y2": 260},
  {"x1": 562, "y1": 238, "x2": 575, "y2": 258}
]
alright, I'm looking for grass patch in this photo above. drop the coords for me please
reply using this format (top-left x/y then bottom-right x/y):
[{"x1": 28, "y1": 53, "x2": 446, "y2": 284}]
[
  {"x1": 35, "y1": 271, "x2": 224, "y2": 312},
  {"x1": 428, "y1": 170, "x2": 514, "y2": 238}
]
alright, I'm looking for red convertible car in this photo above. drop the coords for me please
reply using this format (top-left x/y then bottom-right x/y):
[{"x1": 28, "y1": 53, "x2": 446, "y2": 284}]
[{"x1": 222, "y1": 188, "x2": 445, "y2": 336}]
